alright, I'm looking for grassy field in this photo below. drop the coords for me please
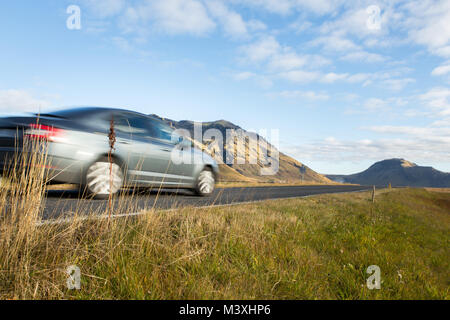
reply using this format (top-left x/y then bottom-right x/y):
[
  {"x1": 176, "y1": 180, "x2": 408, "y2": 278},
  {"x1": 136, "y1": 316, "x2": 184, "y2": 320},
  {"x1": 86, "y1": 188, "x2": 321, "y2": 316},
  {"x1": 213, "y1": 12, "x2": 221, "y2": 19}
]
[{"x1": 1, "y1": 184, "x2": 448, "y2": 299}]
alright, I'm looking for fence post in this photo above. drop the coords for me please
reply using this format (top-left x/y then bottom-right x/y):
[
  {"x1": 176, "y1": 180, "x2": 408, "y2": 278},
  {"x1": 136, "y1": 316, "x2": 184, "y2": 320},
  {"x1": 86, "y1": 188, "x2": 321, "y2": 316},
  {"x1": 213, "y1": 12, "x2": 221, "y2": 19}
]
[{"x1": 372, "y1": 185, "x2": 376, "y2": 203}]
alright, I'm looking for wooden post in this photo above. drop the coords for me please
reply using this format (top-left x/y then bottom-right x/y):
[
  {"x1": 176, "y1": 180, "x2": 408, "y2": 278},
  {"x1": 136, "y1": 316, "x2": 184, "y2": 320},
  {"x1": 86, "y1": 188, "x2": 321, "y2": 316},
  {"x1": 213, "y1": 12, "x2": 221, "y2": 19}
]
[{"x1": 372, "y1": 185, "x2": 376, "y2": 203}]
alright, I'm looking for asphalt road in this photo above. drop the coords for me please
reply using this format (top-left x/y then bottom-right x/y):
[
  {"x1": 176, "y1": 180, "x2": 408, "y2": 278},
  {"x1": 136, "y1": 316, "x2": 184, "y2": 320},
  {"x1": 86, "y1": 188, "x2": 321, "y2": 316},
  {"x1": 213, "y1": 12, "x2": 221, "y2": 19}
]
[{"x1": 42, "y1": 185, "x2": 372, "y2": 220}]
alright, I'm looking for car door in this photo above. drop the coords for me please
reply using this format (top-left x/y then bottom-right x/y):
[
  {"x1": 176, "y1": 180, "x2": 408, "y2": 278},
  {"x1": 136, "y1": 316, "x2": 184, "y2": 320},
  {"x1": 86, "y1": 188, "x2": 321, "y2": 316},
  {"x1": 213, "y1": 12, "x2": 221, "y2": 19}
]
[
  {"x1": 146, "y1": 118, "x2": 196, "y2": 187},
  {"x1": 113, "y1": 113, "x2": 193, "y2": 187},
  {"x1": 111, "y1": 113, "x2": 163, "y2": 186}
]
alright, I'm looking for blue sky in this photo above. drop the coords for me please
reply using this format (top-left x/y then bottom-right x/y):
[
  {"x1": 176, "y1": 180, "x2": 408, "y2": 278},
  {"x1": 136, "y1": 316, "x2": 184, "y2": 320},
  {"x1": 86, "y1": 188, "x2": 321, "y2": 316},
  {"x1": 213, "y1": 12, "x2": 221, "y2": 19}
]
[{"x1": 0, "y1": 0, "x2": 449, "y2": 174}]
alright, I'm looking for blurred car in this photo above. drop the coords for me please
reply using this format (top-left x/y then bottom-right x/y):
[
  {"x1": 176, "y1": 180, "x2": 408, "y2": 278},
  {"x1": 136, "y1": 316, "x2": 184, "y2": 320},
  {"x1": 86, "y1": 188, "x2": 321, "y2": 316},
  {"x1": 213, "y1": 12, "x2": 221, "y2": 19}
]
[{"x1": 0, "y1": 107, "x2": 218, "y2": 198}]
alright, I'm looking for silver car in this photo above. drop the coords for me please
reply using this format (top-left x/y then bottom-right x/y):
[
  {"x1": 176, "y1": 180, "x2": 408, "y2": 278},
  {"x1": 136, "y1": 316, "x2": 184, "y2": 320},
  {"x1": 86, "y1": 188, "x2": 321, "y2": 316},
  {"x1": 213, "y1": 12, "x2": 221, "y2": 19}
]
[{"x1": 0, "y1": 107, "x2": 219, "y2": 198}]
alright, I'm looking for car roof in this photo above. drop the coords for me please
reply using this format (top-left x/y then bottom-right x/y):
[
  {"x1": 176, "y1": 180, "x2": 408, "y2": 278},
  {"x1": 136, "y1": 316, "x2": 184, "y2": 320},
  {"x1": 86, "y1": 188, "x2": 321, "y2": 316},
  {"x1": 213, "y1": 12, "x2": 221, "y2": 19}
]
[{"x1": 40, "y1": 106, "x2": 149, "y2": 119}]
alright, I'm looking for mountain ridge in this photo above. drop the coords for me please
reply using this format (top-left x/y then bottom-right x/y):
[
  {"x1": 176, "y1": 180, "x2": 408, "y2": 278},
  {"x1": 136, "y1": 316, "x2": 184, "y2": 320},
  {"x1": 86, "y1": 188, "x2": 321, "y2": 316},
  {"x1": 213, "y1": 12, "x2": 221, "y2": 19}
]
[{"x1": 326, "y1": 158, "x2": 450, "y2": 187}]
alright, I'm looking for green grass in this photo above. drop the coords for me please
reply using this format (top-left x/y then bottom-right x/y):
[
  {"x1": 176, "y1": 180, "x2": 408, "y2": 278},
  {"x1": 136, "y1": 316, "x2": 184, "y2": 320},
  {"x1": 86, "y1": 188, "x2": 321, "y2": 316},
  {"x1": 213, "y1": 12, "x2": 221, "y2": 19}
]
[{"x1": 1, "y1": 188, "x2": 449, "y2": 299}]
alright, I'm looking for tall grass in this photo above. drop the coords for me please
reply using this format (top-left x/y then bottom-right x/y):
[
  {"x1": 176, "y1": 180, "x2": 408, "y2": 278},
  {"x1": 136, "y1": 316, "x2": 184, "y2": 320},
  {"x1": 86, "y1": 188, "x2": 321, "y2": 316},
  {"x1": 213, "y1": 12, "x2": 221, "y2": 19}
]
[
  {"x1": 0, "y1": 136, "x2": 185, "y2": 298},
  {"x1": 0, "y1": 140, "x2": 448, "y2": 299},
  {"x1": 0, "y1": 138, "x2": 50, "y2": 296}
]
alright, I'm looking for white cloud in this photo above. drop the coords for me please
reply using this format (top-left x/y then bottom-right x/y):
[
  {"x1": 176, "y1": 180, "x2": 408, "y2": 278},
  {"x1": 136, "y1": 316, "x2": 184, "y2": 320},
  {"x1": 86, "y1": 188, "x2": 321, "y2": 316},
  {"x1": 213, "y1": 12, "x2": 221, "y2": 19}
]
[
  {"x1": 311, "y1": 0, "x2": 449, "y2": 60},
  {"x1": 278, "y1": 70, "x2": 321, "y2": 83},
  {"x1": 310, "y1": 35, "x2": 360, "y2": 52},
  {"x1": 205, "y1": 0, "x2": 248, "y2": 38},
  {"x1": 346, "y1": 73, "x2": 370, "y2": 83},
  {"x1": 431, "y1": 63, "x2": 450, "y2": 76},
  {"x1": 247, "y1": 19, "x2": 267, "y2": 32},
  {"x1": 404, "y1": 0, "x2": 450, "y2": 55},
  {"x1": 420, "y1": 87, "x2": 450, "y2": 116},
  {"x1": 318, "y1": 6, "x2": 393, "y2": 38},
  {"x1": 364, "y1": 98, "x2": 388, "y2": 111},
  {"x1": 233, "y1": 71, "x2": 256, "y2": 80},
  {"x1": 269, "y1": 90, "x2": 329, "y2": 101},
  {"x1": 319, "y1": 71, "x2": 414, "y2": 89},
  {"x1": 268, "y1": 51, "x2": 308, "y2": 71},
  {"x1": 204, "y1": 1, "x2": 267, "y2": 39},
  {"x1": 268, "y1": 51, "x2": 330, "y2": 71},
  {"x1": 288, "y1": 20, "x2": 313, "y2": 34},
  {"x1": 286, "y1": 125, "x2": 450, "y2": 168},
  {"x1": 431, "y1": 118, "x2": 450, "y2": 127},
  {"x1": 239, "y1": 36, "x2": 281, "y2": 63},
  {"x1": 382, "y1": 78, "x2": 415, "y2": 91},
  {"x1": 346, "y1": 96, "x2": 411, "y2": 115},
  {"x1": 117, "y1": 0, "x2": 216, "y2": 36},
  {"x1": 368, "y1": 125, "x2": 450, "y2": 139},
  {"x1": 238, "y1": 35, "x2": 411, "y2": 87},
  {"x1": 321, "y1": 72, "x2": 349, "y2": 83},
  {"x1": 0, "y1": 90, "x2": 51, "y2": 113},
  {"x1": 340, "y1": 51, "x2": 386, "y2": 63},
  {"x1": 86, "y1": 0, "x2": 268, "y2": 39},
  {"x1": 150, "y1": 0, "x2": 216, "y2": 35},
  {"x1": 238, "y1": 36, "x2": 331, "y2": 84},
  {"x1": 432, "y1": 46, "x2": 450, "y2": 58},
  {"x1": 309, "y1": 34, "x2": 388, "y2": 63}
]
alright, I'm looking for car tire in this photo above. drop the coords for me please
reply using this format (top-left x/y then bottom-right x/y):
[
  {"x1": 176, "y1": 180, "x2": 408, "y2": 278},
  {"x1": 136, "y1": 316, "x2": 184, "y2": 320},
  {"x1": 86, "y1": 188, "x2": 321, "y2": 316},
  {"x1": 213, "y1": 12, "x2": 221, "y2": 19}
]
[
  {"x1": 85, "y1": 157, "x2": 124, "y2": 199},
  {"x1": 194, "y1": 167, "x2": 215, "y2": 196}
]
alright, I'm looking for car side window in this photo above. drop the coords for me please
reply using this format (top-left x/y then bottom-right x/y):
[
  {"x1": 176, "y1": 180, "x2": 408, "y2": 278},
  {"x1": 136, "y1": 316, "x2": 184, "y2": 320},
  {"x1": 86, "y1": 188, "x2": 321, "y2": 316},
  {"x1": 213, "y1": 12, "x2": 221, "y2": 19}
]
[
  {"x1": 112, "y1": 113, "x2": 180, "y2": 144},
  {"x1": 114, "y1": 114, "x2": 150, "y2": 140},
  {"x1": 148, "y1": 118, "x2": 179, "y2": 144}
]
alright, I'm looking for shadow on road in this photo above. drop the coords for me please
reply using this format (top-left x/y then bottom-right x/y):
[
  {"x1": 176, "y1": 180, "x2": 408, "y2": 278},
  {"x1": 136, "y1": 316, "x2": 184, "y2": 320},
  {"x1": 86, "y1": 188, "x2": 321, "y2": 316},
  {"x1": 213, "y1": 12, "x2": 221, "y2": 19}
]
[{"x1": 44, "y1": 187, "x2": 195, "y2": 199}]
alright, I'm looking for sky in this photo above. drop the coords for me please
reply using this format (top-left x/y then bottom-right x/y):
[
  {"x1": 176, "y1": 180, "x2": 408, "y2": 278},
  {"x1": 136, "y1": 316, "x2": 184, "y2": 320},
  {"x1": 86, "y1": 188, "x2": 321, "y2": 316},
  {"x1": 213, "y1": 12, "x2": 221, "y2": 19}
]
[{"x1": 0, "y1": 0, "x2": 449, "y2": 174}]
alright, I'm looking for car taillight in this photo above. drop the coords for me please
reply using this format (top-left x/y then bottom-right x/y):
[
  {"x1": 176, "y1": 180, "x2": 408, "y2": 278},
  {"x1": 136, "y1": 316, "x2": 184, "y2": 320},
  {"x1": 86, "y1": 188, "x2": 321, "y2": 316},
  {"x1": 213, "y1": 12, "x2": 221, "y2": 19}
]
[{"x1": 25, "y1": 124, "x2": 65, "y2": 142}]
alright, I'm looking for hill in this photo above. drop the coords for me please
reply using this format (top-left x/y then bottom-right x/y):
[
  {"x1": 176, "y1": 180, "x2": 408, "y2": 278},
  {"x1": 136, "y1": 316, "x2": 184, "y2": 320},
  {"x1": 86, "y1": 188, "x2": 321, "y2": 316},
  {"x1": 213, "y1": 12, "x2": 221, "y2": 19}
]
[
  {"x1": 151, "y1": 115, "x2": 332, "y2": 184},
  {"x1": 326, "y1": 158, "x2": 450, "y2": 187}
]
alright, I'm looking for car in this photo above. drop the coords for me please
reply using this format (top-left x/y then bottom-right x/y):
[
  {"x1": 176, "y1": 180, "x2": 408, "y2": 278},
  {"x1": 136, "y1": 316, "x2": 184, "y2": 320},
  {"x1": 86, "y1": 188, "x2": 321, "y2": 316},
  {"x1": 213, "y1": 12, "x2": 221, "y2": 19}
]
[{"x1": 0, "y1": 107, "x2": 219, "y2": 198}]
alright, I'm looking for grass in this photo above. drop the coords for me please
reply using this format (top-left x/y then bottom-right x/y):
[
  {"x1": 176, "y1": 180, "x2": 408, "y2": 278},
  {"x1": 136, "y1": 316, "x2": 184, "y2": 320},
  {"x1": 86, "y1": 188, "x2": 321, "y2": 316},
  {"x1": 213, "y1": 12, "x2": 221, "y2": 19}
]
[
  {"x1": 1, "y1": 187, "x2": 449, "y2": 299},
  {"x1": 0, "y1": 142, "x2": 448, "y2": 300},
  {"x1": 425, "y1": 188, "x2": 450, "y2": 193}
]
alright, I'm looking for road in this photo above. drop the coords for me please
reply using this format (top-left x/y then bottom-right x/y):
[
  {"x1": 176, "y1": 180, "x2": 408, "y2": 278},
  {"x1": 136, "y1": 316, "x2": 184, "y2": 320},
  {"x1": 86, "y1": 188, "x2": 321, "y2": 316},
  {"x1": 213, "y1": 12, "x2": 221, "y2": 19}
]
[{"x1": 42, "y1": 185, "x2": 372, "y2": 220}]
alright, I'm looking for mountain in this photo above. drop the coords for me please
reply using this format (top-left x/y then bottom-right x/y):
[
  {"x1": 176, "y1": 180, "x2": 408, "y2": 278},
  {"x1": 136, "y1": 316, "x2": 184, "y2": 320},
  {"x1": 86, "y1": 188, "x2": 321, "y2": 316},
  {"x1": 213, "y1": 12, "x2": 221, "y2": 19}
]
[
  {"x1": 151, "y1": 115, "x2": 332, "y2": 184},
  {"x1": 326, "y1": 159, "x2": 450, "y2": 187}
]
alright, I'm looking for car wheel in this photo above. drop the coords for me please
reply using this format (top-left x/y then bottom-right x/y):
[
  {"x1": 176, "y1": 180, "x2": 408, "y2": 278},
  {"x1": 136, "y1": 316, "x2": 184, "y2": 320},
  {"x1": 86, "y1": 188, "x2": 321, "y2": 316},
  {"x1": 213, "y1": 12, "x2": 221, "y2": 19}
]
[
  {"x1": 194, "y1": 167, "x2": 215, "y2": 196},
  {"x1": 85, "y1": 158, "x2": 124, "y2": 199}
]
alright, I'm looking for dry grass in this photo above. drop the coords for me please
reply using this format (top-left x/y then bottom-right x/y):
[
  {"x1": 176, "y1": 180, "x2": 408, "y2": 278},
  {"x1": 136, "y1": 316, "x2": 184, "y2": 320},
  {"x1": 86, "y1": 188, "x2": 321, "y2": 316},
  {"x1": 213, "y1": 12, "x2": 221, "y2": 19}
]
[
  {"x1": 425, "y1": 188, "x2": 450, "y2": 193},
  {"x1": 0, "y1": 143, "x2": 448, "y2": 300}
]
